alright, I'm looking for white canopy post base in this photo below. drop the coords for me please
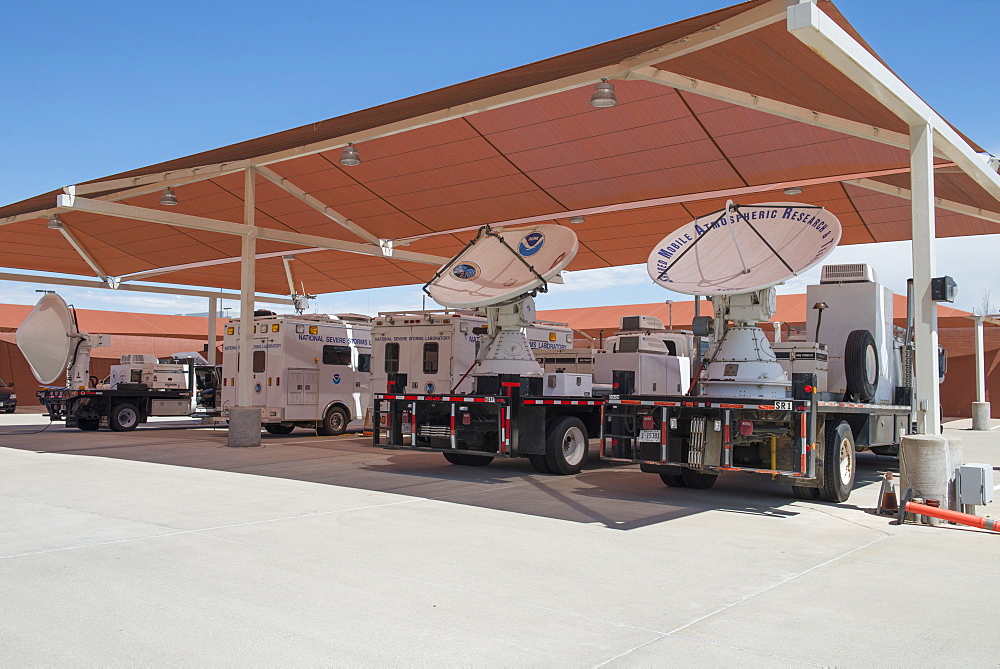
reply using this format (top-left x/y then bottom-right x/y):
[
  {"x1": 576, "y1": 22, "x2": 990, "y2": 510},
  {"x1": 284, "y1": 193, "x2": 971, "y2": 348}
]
[
  {"x1": 971, "y1": 403, "x2": 991, "y2": 431},
  {"x1": 227, "y1": 407, "x2": 262, "y2": 448}
]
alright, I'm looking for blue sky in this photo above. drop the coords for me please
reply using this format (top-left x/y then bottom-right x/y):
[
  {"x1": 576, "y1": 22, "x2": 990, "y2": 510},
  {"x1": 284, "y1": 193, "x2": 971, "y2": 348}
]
[{"x1": 2, "y1": 0, "x2": 998, "y2": 317}]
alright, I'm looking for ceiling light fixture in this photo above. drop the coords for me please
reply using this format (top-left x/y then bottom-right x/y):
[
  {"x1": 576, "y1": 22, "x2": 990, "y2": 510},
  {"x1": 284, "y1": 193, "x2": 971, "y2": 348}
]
[
  {"x1": 569, "y1": 216, "x2": 585, "y2": 225},
  {"x1": 783, "y1": 186, "x2": 803, "y2": 196},
  {"x1": 590, "y1": 79, "x2": 617, "y2": 108},
  {"x1": 160, "y1": 187, "x2": 179, "y2": 206},
  {"x1": 47, "y1": 215, "x2": 64, "y2": 229},
  {"x1": 339, "y1": 143, "x2": 361, "y2": 166}
]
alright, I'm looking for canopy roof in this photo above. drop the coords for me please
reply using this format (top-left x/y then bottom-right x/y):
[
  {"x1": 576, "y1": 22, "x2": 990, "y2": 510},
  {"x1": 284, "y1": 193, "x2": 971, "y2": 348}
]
[{"x1": 2, "y1": 0, "x2": 998, "y2": 299}]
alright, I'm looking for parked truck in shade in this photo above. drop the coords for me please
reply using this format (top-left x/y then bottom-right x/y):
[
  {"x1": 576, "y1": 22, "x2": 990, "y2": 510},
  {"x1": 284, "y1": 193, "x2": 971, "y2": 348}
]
[{"x1": 220, "y1": 312, "x2": 372, "y2": 435}]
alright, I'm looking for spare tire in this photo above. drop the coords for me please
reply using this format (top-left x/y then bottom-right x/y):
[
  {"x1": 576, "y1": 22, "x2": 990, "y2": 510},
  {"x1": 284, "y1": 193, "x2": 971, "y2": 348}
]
[{"x1": 845, "y1": 329, "x2": 878, "y2": 403}]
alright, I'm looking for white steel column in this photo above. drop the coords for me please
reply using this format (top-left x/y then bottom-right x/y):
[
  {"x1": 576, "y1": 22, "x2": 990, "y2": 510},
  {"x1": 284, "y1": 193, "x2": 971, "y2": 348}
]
[
  {"x1": 238, "y1": 167, "x2": 257, "y2": 410},
  {"x1": 973, "y1": 316, "x2": 986, "y2": 403},
  {"x1": 910, "y1": 122, "x2": 940, "y2": 434},
  {"x1": 207, "y1": 297, "x2": 218, "y2": 364},
  {"x1": 228, "y1": 167, "x2": 262, "y2": 447}
]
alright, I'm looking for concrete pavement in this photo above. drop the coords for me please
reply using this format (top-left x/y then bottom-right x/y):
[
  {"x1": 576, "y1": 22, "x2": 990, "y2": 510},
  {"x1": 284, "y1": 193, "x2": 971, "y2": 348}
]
[{"x1": 0, "y1": 414, "x2": 997, "y2": 666}]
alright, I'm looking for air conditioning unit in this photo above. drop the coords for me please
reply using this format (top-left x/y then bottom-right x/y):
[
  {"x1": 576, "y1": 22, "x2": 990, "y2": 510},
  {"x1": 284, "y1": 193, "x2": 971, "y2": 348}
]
[
  {"x1": 820, "y1": 264, "x2": 877, "y2": 284},
  {"x1": 620, "y1": 315, "x2": 665, "y2": 331},
  {"x1": 119, "y1": 354, "x2": 159, "y2": 366}
]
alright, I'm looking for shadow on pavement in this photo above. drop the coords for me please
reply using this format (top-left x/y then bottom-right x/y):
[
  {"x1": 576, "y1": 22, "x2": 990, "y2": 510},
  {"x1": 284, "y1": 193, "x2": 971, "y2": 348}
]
[{"x1": 0, "y1": 423, "x2": 895, "y2": 531}]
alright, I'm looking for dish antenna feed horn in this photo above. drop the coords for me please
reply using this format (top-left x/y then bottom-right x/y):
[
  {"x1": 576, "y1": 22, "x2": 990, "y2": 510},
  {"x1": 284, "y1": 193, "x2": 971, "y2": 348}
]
[
  {"x1": 646, "y1": 200, "x2": 842, "y2": 399},
  {"x1": 424, "y1": 224, "x2": 578, "y2": 380}
]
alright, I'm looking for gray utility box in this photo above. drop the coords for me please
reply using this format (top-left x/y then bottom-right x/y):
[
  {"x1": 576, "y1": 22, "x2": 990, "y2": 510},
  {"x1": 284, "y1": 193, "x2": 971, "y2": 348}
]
[{"x1": 957, "y1": 463, "x2": 995, "y2": 506}]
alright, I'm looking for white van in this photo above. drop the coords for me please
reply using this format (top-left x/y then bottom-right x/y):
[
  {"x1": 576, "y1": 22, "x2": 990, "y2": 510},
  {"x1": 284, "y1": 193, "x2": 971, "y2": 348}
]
[{"x1": 221, "y1": 313, "x2": 372, "y2": 434}]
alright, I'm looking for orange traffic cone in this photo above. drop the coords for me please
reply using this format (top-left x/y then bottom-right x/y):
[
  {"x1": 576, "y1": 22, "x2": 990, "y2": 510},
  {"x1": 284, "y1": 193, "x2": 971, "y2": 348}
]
[
  {"x1": 877, "y1": 472, "x2": 898, "y2": 515},
  {"x1": 361, "y1": 408, "x2": 373, "y2": 436}
]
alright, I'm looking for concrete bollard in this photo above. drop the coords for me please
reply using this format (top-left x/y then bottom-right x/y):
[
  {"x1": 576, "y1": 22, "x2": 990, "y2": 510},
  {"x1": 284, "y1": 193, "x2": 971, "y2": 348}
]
[
  {"x1": 227, "y1": 407, "x2": 262, "y2": 448},
  {"x1": 899, "y1": 434, "x2": 963, "y2": 511},
  {"x1": 971, "y1": 402, "x2": 991, "y2": 431}
]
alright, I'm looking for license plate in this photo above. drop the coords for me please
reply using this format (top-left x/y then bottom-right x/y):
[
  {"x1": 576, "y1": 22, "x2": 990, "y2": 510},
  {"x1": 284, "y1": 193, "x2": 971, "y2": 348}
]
[{"x1": 639, "y1": 429, "x2": 661, "y2": 442}]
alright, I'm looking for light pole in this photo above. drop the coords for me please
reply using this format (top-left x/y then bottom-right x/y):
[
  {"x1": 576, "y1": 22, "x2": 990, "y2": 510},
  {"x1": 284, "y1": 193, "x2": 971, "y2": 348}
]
[{"x1": 665, "y1": 300, "x2": 673, "y2": 330}]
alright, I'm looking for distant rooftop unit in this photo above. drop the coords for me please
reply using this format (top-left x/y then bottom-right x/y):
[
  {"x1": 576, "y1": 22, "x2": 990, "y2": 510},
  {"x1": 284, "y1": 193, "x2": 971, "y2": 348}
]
[{"x1": 820, "y1": 264, "x2": 877, "y2": 284}]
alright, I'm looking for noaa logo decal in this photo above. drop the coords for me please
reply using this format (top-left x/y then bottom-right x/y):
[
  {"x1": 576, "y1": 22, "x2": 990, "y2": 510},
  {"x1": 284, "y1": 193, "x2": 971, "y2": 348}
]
[
  {"x1": 332, "y1": 374, "x2": 342, "y2": 384},
  {"x1": 254, "y1": 382, "x2": 262, "y2": 394},
  {"x1": 425, "y1": 382, "x2": 435, "y2": 393},
  {"x1": 452, "y1": 262, "x2": 480, "y2": 281},
  {"x1": 518, "y1": 231, "x2": 544, "y2": 257}
]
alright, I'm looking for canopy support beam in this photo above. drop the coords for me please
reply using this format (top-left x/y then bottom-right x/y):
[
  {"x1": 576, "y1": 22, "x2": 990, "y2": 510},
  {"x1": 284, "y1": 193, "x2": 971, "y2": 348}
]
[
  {"x1": 51, "y1": 221, "x2": 113, "y2": 285},
  {"x1": 788, "y1": 1, "x2": 1000, "y2": 204},
  {"x1": 256, "y1": 166, "x2": 381, "y2": 245},
  {"x1": 628, "y1": 66, "x2": 931, "y2": 156},
  {"x1": 0, "y1": 271, "x2": 294, "y2": 305},
  {"x1": 54, "y1": 194, "x2": 449, "y2": 266},
  {"x1": 845, "y1": 178, "x2": 1000, "y2": 228}
]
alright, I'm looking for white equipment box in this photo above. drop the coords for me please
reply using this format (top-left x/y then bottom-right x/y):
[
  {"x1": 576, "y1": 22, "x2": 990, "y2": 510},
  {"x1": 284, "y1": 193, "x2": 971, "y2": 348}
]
[
  {"x1": 957, "y1": 463, "x2": 995, "y2": 506},
  {"x1": 772, "y1": 342, "x2": 828, "y2": 392},
  {"x1": 543, "y1": 372, "x2": 593, "y2": 397}
]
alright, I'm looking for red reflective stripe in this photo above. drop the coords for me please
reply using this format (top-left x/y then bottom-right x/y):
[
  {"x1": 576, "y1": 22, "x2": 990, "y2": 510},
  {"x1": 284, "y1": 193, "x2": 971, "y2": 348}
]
[
  {"x1": 450, "y1": 412, "x2": 455, "y2": 436},
  {"x1": 718, "y1": 403, "x2": 744, "y2": 409},
  {"x1": 501, "y1": 382, "x2": 520, "y2": 387},
  {"x1": 621, "y1": 399, "x2": 641, "y2": 405}
]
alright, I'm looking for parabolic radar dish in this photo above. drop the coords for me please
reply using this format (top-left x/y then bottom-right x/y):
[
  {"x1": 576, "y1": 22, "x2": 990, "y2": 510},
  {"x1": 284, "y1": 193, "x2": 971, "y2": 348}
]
[
  {"x1": 427, "y1": 225, "x2": 578, "y2": 308},
  {"x1": 646, "y1": 202, "x2": 842, "y2": 296},
  {"x1": 16, "y1": 292, "x2": 79, "y2": 385}
]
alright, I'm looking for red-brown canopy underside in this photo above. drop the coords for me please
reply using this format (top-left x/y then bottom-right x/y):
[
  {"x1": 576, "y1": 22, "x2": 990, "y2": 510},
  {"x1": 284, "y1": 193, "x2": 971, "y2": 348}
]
[{"x1": 1, "y1": 0, "x2": 996, "y2": 296}]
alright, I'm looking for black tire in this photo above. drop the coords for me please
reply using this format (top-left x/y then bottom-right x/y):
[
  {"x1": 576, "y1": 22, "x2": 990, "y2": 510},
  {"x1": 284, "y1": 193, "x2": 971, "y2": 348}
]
[
  {"x1": 659, "y1": 473, "x2": 686, "y2": 487},
  {"x1": 77, "y1": 418, "x2": 100, "y2": 431},
  {"x1": 443, "y1": 452, "x2": 494, "y2": 467},
  {"x1": 545, "y1": 417, "x2": 589, "y2": 475},
  {"x1": 443, "y1": 452, "x2": 465, "y2": 465},
  {"x1": 317, "y1": 406, "x2": 349, "y2": 436},
  {"x1": 528, "y1": 454, "x2": 552, "y2": 474},
  {"x1": 820, "y1": 420, "x2": 856, "y2": 502},
  {"x1": 108, "y1": 403, "x2": 139, "y2": 432},
  {"x1": 791, "y1": 485, "x2": 821, "y2": 500},
  {"x1": 680, "y1": 468, "x2": 718, "y2": 489},
  {"x1": 845, "y1": 329, "x2": 878, "y2": 402},
  {"x1": 264, "y1": 424, "x2": 294, "y2": 435}
]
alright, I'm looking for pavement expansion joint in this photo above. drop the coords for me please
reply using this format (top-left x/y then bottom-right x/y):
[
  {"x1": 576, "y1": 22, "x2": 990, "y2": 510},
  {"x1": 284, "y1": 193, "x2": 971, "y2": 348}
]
[{"x1": 594, "y1": 533, "x2": 890, "y2": 667}]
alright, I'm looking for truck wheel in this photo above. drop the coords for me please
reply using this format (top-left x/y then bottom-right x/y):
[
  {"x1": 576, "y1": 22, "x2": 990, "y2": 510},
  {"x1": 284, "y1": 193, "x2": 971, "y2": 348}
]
[
  {"x1": 264, "y1": 424, "x2": 294, "y2": 435},
  {"x1": 545, "y1": 417, "x2": 588, "y2": 475},
  {"x1": 680, "y1": 468, "x2": 718, "y2": 489},
  {"x1": 820, "y1": 420, "x2": 856, "y2": 502},
  {"x1": 109, "y1": 403, "x2": 139, "y2": 432},
  {"x1": 659, "y1": 473, "x2": 686, "y2": 487},
  {"x1": 845, "y1": 329, "x2": 878, "y2": 402},
  {"x1": 77, "y1": 418, "x2": 100, "y2": 431},
  {"x1": 791, "y1": 485, "x2": 821, "y2": 500},
  {"x1": 317, "y1": 406, "x2": 349, "y2": 436},
  {"x1": 528, "y1": 454, "x2": 552, "y2": 474}
]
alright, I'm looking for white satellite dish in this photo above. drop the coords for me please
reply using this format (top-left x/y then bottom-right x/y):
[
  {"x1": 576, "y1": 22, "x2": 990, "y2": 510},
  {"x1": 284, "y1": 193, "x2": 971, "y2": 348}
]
[
  {"x1": 427, "y1": 225, "x2": 578, "y2": 308},
  {"x1": 646, "y1": 202, "x2": 842, "y2": 295},
  {"x1": 16, "y1": 293, "x2": 79, "y2": 385}
]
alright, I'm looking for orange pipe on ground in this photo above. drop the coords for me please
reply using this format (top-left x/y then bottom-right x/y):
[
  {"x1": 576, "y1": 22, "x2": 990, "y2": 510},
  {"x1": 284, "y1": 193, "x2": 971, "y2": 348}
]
[{"x1": 903, "y1": 502, "x2": 999, "y2": 532}]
